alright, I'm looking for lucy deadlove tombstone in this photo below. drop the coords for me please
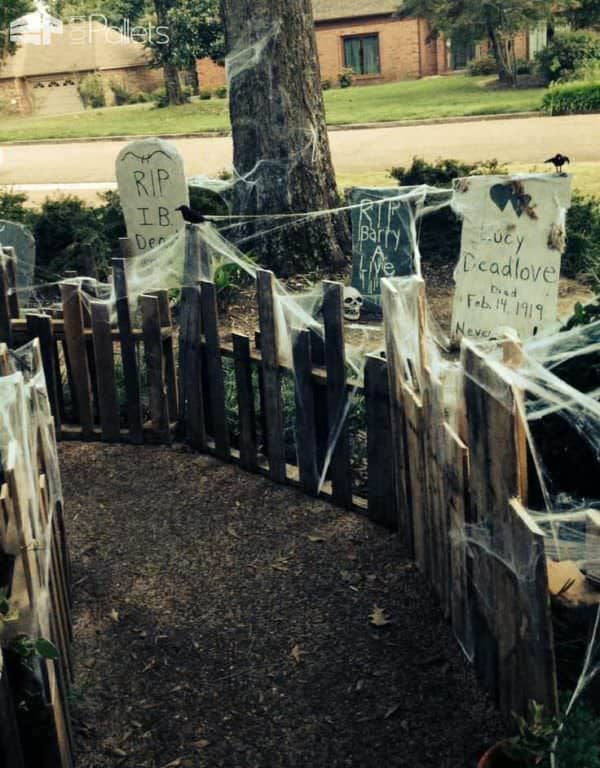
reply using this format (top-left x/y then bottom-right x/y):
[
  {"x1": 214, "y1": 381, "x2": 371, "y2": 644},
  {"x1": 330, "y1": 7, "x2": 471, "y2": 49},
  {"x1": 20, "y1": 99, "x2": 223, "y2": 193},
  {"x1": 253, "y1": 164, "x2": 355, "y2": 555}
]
[
  {"x1": 349, "y1": 187, "x2": 421, "y2": 304},
  {"x1": 451, "y1": 174, "x2": 572, "y2": 342},
  {"x1": 116, "y1": 138, "x2": 189, "y2": 256},
  {"x1": 0, "y1": 219, "x2": 36, "y2": 290}
]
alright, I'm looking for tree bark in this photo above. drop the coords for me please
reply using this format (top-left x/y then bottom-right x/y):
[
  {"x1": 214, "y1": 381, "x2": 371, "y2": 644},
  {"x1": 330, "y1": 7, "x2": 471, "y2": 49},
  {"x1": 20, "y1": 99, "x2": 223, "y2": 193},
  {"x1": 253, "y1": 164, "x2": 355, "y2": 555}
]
[
  {"x1": 187, "y1": 65, "x2": 200, "y2": 95},
  {"x1": 154, "y1": 0, "x2": 186, "y2": 105},
  {"x1": 220, "y1": 0, "x2": 350, "y2": 275},
  {"x1": 484, "y1": 10, "x2": 516, "y2": 87}
]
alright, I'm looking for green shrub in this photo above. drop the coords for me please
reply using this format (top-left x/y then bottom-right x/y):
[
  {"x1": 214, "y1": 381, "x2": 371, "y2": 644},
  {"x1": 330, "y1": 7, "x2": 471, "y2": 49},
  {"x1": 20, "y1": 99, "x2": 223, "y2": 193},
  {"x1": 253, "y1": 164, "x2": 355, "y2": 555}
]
[
  {"x1": 199, "y1": 90, "x2": 212, "y2": 100},
  {"x1": 535, "y1": 30, "x2": 600, "y2": 84},
  {"x1": 516, "y1": 58, "x2": 532, "y2": 75},
  {"x1": 151, "y1": 88, "x2": 169, "y2": 108},
  {"x1": 78, "y1": 74, "x2": 106, "y2": 109},
  {"x1": 467, "y1": 55, "x2": 497, "y2": 76},
  {"x1": 339, "y1": 69, "x2": 353, "y2": 88},
  {"x1": 214, "y1": 85, "x2": 227, "y2": 99},
  {"x1": 0, "y1": 190, "x2": 33, "y2": 226},
  {"x1": 109, "y1": 80, "x2": 133, "y2": 106},
  {"x1": 563, "y1": 192, "x2": 600, "y2": 278},
  {"x1": 321, "y1": 79, "x2": 332, "y2": 90},
  {"x1": 542, "y1": 81, "x2": 600, "y2": 115}
]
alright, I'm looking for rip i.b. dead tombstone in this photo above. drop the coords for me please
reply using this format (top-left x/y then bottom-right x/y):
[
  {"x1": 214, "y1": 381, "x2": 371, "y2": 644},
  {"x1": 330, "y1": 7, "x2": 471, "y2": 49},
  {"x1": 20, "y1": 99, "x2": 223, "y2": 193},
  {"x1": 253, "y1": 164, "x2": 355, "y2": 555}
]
[
  {"x1": 116, "y1": 138, "x2": 189, "y2": 256},
  {"x1": 451, "y1": 174, "x2": 572, "y2": 342},
  {"x1": 349, "y1": 187, "x2": 420, "y2": 309}
]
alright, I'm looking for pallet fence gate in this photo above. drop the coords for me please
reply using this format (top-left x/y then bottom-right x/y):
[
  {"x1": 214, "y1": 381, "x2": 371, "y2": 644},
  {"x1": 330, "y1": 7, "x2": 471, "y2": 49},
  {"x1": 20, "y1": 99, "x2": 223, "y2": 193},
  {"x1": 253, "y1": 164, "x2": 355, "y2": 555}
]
[{"x1": 0, "y1": 232, "x2": 574, "y2": 719}]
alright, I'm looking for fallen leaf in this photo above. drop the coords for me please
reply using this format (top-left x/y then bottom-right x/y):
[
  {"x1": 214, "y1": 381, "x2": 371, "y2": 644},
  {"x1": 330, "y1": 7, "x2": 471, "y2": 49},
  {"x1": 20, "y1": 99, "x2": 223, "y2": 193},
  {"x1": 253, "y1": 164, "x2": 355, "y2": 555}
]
[
  {"x1": 159, "y1": 760, "x2": 183, "y2": 768},
  {"x1": 192, "y1": 739, "x2": 210, "y2": 750},
  {"x1": 291, "y1": 644, "x2": 303, "y2": 664},
  {"x1": 307, "y1": 534, "x2": 326, "y2": 543},
  {"x1": 385, "y1": 702, "x2": 403, "y2": 720},
  {"x1": 369, "y1": 605, "x2": 391, "y2": 627},
  {"x1": 110, "y1": 609, "x2": 120, "y2": 623}
]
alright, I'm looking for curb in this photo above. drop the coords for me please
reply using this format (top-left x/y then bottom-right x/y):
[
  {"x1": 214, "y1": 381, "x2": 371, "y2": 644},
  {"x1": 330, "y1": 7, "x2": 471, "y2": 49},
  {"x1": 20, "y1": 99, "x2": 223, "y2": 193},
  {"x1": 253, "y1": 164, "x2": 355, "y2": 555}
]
[{"x1": 0, "y1": 111, "x2": 544, "y2": 147}]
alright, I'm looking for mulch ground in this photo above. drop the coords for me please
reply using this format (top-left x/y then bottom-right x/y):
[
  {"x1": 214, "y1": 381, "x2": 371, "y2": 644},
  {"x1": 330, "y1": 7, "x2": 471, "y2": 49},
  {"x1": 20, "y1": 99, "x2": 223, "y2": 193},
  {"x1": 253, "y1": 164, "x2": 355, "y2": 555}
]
[{"x1": 60, "y1": 442, "x2": 506, "y2": 768}]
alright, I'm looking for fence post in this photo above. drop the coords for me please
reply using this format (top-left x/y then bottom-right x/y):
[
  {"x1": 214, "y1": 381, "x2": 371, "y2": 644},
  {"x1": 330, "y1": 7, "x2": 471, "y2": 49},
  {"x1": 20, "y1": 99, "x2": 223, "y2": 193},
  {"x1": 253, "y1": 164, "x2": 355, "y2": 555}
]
[
  {"x1": 113, "y1": 246, "x2": 143, "y2": 444},
  {"x1": 90, "y1": 301, "x2": 120, "y2": 442},
  {"x1": 292, "y1": 328, "x2": 319, "y2": 496},
  {"x1": 365, "y1": 354, "x2": 396, "y2": 528},
  {"x1": 256, "y1": 270, "x2": 286, "y2": 483},
  {"x1": 233, "y1": 333, "x2": 257, "y2": 471},
  {"x1": 200, "y1": 280, "x2": 230, "y2": 460},
  {"x1": 25, "y1": 313, "x2": 62, "y2": 436},
  {"x1": 0, "y1": 256, "x2": 12, "y2": 346},
  {"x1": 178, "y1": 284, "x2": 207, "y2": 450},
  {"x1": 140, "y1": 293, "x2": 171, "y2": 444},
  {"x1": 60, "y1": 281, "x2": 94, "y2": 439}
]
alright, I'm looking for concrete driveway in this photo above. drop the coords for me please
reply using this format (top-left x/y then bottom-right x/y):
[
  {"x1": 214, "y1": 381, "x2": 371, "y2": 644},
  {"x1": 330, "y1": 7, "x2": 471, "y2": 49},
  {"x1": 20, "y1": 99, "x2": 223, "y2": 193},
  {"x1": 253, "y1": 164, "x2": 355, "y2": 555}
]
[{"x1": 1, "y1": 113, "x2": 598, "y2": 195}]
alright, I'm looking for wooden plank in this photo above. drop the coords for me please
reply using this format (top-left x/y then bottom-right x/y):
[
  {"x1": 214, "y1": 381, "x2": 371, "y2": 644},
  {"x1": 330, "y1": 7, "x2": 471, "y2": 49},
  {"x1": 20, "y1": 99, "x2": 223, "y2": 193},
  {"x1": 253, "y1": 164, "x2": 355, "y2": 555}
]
[
  {"x1": 140, "y1": 294, "x2": 171, "y2": 443},
  {"x1": 504, "y1": 499, "x2": 558, "y2": 717},
  {"x1": 90, "y1": 301, "x2": 120, "y2": 442},
  {"x1": 381, "y1": 279, "x2": 413, "y2": 554},
  {"x1": 444, "y1": 423, "x2": 472, "y2": 656},
  {"x1": 402, "y1": 385, "x2": 427, "y2": 569},
  {"x1": 25, "y1": 313, "x2": 62, "y2": 435},
  {"x1": 152, "y1": 289, "x2": 178, "y2": 421},
  {"x1": 292, "y1": 329, "x2": 319, "y2": 496},
  {"x1": 178, "y1": 285, "x2": 206, "y2": 450},
  {"x1": 256, "y1": 270, "x2": 286, "y2": 483},
  {"x1": 60, "y1": 281, "x2": 94, "y2": 438},
  {"x1": 233, "y1": 333, "x2": 257, "y2": 471},
  {"x1": 461, "y1": 340, "x2": 528, "y2": 705},
  {"x1": 310, "y1": 329, "x2": 329, "y2": 474},
  {"x1": 322, "y1": 281, "x2": 352, "y2": 508},
  {"x1": 112, "y1": 253, "x2": 143, "y2": 444},
  {"x1": 365, "y1": 354, "x2": 396, "y2": 528},
  {"x1": 200, "y1": 281, "x2": 229, "y2": 460},
  {"x1": 0, "y1": 342, "x2": 10, "y2": 375}
]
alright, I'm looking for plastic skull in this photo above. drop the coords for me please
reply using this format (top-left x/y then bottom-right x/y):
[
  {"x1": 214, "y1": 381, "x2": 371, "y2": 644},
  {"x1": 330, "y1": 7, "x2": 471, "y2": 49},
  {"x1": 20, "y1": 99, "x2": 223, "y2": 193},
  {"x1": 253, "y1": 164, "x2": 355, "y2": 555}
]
[{"x1": 343, "y1": 286, "x2": 363, "y2": 321}]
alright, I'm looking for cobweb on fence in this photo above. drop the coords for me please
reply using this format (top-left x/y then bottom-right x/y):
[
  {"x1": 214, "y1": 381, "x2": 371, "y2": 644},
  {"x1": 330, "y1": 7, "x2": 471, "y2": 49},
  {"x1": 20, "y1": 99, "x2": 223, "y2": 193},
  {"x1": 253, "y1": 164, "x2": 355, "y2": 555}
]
[{"x1": 0, "y1": 339, "x2": 63, "y2": 644}]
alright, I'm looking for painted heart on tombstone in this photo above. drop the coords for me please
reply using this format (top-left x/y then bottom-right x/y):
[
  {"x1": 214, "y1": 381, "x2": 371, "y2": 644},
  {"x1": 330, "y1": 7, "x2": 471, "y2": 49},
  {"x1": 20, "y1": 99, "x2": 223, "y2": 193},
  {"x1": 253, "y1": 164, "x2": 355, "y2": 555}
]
[
  {"x1": 511, "y1": 192, "x2": 532, "y2": 218},
  {"x1": 489, "y1": 184, "x2": 512, "y2": 212}
]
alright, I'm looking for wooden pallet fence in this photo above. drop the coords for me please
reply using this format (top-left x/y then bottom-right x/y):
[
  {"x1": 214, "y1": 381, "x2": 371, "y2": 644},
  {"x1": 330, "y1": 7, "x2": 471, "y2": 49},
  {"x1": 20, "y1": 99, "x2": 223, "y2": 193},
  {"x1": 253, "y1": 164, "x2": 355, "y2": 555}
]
[{"x1": 0, "y1": 340, "x2": 74, "y2": 768}]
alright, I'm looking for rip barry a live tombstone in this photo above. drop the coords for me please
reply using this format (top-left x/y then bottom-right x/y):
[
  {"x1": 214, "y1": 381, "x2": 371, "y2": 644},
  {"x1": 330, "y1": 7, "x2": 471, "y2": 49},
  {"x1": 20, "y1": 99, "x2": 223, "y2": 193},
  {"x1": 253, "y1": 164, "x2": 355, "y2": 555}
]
[
  {"x1": 0, "y1": 220, "x2": 36, "y2": 290},
  {"x1": 349, "y1": 187, "x2": 419, "y2": 306},
  {"x1": 451, "y1": 174, "x2": 572, "y2": 342},
  {"x1": 116, "y1": 138, "x2": 189, "y2": 255}
]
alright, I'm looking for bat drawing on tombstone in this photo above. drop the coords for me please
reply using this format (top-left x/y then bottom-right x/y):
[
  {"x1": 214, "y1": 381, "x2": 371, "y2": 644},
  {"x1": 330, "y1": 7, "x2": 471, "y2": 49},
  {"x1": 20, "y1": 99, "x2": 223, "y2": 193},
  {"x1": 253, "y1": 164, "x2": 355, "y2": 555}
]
[{"x1": 120, "y1": 149, "x2": 176, "y2": 164}]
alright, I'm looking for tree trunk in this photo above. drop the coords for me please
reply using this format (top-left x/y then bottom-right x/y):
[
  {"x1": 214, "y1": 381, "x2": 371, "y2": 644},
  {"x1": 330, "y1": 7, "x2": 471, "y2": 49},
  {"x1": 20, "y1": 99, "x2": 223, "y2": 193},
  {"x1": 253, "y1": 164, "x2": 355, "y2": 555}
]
[
  {"x1": 163, "y1": 61, "x2": 185, "y2": 104},
  {"x1": 484, "y1": 9, "x2": 517, "y2": 87},
  {"x1": 187, "y1": 65, "x2": 200, "y2": 95},
  {"x1": 220, "y1": 0, "x2": 350, "y2": 275}
]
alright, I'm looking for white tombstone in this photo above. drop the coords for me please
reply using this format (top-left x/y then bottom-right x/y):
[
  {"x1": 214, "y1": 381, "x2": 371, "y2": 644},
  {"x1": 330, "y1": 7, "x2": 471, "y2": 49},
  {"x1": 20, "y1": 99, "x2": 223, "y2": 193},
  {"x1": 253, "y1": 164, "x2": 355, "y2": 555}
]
[
  {"x1": 451, "y1": 174, "x2": 572, "y2": 342},
  {"x1": 116, "y1": 138, "x2": 189, "y2": 256}
]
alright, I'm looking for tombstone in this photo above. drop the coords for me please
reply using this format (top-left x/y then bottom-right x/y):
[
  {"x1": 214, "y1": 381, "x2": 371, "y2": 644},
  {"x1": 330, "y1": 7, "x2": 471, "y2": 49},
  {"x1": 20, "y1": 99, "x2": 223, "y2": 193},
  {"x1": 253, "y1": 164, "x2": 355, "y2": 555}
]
[
  {"x1": 349, "y1": 187, "x2": 420, "y2": 307},
  {"x1": 451, "y1": 174, "x2": 572, "y2": 342},
  {"x1": 0, "y1": 220, "x2": 36, "y2": 290},
  {"x1": 116, "y1": 138, "x2": 189, "y2": 256}
]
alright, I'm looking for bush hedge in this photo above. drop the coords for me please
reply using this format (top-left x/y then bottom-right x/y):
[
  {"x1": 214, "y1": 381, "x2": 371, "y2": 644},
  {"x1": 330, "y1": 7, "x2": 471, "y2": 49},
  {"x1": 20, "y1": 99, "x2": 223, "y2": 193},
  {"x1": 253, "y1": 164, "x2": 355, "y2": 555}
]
[
  {"x1": 541, "y1": 81, "x2": 600, "y2": 115},
  {"x1": 78, "y1": 74, "x2": 106, "y2": 109},
  {"x1": 535, "y1": 30, "x2": 600, "y2": 84}
]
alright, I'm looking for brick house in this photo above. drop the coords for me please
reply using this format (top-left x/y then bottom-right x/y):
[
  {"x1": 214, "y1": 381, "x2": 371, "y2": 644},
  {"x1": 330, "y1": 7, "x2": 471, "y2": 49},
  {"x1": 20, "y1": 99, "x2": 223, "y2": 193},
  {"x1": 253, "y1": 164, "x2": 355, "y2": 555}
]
[
  {"x1": 198, "y1": 0, "x2": 545, "y2": 90},
  {"x1": 0, "y1": 17, "x2": 161, "y2": 116}
]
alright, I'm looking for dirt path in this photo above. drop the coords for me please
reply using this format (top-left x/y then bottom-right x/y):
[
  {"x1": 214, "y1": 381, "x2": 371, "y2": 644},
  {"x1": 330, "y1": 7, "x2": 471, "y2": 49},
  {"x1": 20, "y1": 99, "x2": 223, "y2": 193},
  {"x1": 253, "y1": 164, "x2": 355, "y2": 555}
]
[{"x1": 61, "y1": 442, "x2": 505, "y2": 768}]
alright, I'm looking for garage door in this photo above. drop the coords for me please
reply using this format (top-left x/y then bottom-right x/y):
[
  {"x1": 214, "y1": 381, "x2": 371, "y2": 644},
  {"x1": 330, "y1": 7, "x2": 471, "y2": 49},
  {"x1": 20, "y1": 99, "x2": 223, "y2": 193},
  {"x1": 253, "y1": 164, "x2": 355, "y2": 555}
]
[{"x1": 30, "y1": 77, "x2": 84, "y2": 116}]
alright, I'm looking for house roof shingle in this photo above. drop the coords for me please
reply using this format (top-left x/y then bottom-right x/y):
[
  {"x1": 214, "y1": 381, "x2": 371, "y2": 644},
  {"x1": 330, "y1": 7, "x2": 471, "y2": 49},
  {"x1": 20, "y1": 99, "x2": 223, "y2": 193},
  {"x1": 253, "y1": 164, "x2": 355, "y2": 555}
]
[
  {"x1": 312, "y1": 0, "x2": 399, "y2": 22},
  {"x1": 0, "y1": 21, "x2": 150, "y2": 79}
]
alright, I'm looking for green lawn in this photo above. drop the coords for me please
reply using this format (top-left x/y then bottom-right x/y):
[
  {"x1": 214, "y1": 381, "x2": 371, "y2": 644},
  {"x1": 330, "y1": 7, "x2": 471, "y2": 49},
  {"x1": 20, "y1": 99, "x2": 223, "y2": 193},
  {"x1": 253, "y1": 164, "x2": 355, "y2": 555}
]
[{"x1": 0, "y1": 75, "x2": 545, "y2": 143}]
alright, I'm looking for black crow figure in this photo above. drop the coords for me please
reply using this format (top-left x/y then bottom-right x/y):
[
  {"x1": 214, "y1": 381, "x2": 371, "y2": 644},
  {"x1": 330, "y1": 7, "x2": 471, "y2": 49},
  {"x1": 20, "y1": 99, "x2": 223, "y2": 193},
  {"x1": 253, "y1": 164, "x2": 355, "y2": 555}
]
[
  {"x1": 175, "y1": 205, "x2": 216, "y2": 224},
  {"x1": 545, "y1": 154, "x2": 570, "y2": 174}
]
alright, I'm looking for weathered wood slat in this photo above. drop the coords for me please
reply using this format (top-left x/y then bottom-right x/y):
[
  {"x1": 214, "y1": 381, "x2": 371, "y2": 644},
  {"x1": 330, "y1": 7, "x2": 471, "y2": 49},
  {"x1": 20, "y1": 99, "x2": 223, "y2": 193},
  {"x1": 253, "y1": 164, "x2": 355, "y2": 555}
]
[
  {"x1": 4, "y1": 250, "x2": 20, "y2": 320},
  {"x1": 200, "y1": 280, "x2": 229, "y2": 460},
  {"x1": 365, "y1": 354, "x2": 396, "y2": 528},
  {"x1": 152, "y1": 289, "x2": 179, "y2": 421},
  {"x1": 26, "y1": 313, "x2": 62, "y2": 435},
  {"x1": 292, "y1": 329, "x2": 319, "y2": 496},
  {"x1": 322, "y1": 281, "x2": 352, "y2": 508},
  {"x1": 256, "y1": 271, "x2": 286, "y2": 483},
  {"x1": 0, "y1": 257, "x2": 13, "y2": 346},
  {"x1": 59, "y1": 282, "x2": 94, "y2": 438},
  {"x1": 381, "y1": 279, "x2": 412, "y2": 554},
  {"x1": 140, "y1": 294, "x2": 171, "y2": 443},
  {"x1": 178, "y1": 285, "x2": 207, "y2": 450},
  {"x1": 233, "y1": 333, "x2": 257, "y2": 471},
  {"x1": 113, "y1": 253, "x2": 143, "y2": 444},
  {"x1": 90, "y1": 301, "x2": 120, "y2": 442}
]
